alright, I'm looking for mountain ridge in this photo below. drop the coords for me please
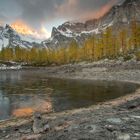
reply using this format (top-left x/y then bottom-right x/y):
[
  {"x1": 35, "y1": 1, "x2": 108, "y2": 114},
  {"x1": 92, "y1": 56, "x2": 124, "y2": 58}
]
[
  {"x1": 0, "y1": 24, "x2": 42, "y2": 50},
  {"x1": 42, "y1": 0, "x2": 140, "y2": 48},
  {"x1": 0, "y1": 0, "x2": 140, "y2": 50}
]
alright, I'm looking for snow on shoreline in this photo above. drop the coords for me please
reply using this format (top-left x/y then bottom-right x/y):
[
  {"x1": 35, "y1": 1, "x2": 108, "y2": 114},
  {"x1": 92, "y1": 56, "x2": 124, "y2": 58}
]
[{"x1": 0, "y1": 64, "x2": 22, "y2": 70}]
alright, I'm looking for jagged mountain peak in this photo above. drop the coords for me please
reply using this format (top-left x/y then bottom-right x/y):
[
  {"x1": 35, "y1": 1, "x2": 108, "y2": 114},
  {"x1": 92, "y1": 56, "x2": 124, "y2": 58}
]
[
  {"x1": 5, "y1": 24, "x2": 13, "y2": 30},
  {"x1": 0, "y1": 24, "x2": 43, "y2": 50},
  {"x1": 42, "y1": 0, "x2": 140, "y2": 49}
]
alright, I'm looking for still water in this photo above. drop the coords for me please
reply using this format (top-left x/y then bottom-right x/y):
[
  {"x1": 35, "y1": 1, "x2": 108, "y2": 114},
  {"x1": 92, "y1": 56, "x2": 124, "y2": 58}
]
[{"x1": 0, "y1": 69, "x2": 139, "y2": 120}]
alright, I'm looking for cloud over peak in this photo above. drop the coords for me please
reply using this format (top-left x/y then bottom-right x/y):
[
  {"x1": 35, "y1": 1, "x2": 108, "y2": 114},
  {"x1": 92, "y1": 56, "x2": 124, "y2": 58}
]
[{"x1": 0, "y1": 0, "x2": 121, "y2": 38}]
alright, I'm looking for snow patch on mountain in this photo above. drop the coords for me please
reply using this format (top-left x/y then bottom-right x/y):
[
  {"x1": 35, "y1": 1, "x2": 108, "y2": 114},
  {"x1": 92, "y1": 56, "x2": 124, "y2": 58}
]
[
  {"x1": 57, "y1": 29, "x2": 74, "y2": 38},
  {"x1": 81, "y1": 28, "x2": 99, "y2": 34}
]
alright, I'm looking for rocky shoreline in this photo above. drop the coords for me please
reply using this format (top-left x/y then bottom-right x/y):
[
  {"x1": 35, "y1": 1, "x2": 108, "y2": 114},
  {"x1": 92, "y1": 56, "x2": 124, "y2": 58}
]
[
  {"x1": 0, "y1": 59, "x2": 140, "y2": 140},
  {"x1": 45, "y1": 59, "x2": 140, "y2": 84}
]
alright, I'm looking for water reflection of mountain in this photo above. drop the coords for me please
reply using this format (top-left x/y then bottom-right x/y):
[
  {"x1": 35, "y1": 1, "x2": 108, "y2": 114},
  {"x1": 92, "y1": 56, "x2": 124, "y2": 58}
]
[
  {"x1": 0, "y1": 92, "x2": 52, "y2": 120},
  {"x1": 0, "y1": 92, "x2": 31, "y2": 120},
  {"x1": 0, "y1": 70, "x2": 139, "y2": 120}
]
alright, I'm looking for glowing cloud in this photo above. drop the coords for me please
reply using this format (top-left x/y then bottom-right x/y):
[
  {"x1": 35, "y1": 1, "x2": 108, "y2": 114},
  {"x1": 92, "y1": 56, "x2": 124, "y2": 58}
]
[
  {"x1": 11, "y1": 20, "x2": 51, "y2": 39},
  {"x1": 11, "y1": 20, "x2": 35, "y2": 35},
  {"x1": 83, "y1": 0, "x2": 118, "y2": 20},
  {"x1": 0, "y1": 20, "x2": 4, "y2": 26},
  {"x1": 56, "y1": 0, "x2": 119, "y2": 21},
  {"x1": 39, "y1": 25, "x2": 51, "y2": 39}
]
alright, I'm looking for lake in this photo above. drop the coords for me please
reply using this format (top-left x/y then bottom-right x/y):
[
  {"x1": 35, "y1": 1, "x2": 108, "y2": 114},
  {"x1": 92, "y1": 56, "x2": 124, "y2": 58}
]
[{"x1": 0, "y1": 69, "x2": 139, "y2": 120}]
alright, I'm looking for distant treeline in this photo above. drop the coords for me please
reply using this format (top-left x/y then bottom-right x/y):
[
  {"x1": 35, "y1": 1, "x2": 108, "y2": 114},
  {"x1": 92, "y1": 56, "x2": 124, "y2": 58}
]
[{"x1": 0, "y1": 20, "x2": 140, "y2": 66}]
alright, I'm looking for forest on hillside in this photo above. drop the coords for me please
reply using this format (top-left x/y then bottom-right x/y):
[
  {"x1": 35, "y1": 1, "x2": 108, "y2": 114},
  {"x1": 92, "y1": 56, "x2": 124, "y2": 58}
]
[{"x1": 0, "y1": 21, "x2": 140, "y2": 66}]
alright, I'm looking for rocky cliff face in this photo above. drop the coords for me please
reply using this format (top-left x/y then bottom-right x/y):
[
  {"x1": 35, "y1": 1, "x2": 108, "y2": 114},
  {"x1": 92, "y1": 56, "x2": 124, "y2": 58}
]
[
  {"x1": 0, "y1": 24, "x2": 42, "y2": 50},
  {"x1": 42, "y1": 0, "x2": 140, "y2": 48}
]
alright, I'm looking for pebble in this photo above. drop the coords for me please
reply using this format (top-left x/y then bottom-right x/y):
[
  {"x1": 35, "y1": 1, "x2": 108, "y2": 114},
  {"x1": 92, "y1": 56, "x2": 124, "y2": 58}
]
[
  {"x1": 117, "y1": 133, "x2": 130, "y2": 140},
  {"x1": 5, "y1": 135, "x2": 10, "y2": 138},
  {"x1": 130, "y1": 115, "x2": 140, "y2": 119},
  {"x1": 107, "y1": 118, "x2": 122, "y2": 124},
  {"x1": 89, "y1": 125, "x2": 97, "y2": 133},
  {"x1": 105, "y1": 125, "x2": 117, "y2": 132},
  {"x1": 21, "y1": 134, "x2": 41, "y2": 140},
  {"x1": 134, "y1": 133, "x2": 140, "y2": 136},
  {"x1": 44, "y1": 124, "x2": 50, "y2": 131},
  {"x1": 19, "y1": 129, "x2": 31, "y2": 134}
]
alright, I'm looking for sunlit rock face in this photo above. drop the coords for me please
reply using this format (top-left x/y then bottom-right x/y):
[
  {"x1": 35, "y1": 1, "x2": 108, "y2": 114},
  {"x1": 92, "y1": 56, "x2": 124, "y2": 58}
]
[{"x1": 42, "y1": 0, "x2": 140, "y2": 48}]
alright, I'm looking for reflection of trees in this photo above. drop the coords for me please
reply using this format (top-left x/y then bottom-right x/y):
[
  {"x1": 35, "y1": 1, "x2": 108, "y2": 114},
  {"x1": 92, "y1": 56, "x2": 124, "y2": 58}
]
[
  {"x1": 0, "y1": 70, "x2": 139, "y2": 119},
  {"x1": 0, "y1": 71, "x2": 21, "y2": 84},
  {"x1": 0, "y1": 92, "x2": 10, "y2": 120}
]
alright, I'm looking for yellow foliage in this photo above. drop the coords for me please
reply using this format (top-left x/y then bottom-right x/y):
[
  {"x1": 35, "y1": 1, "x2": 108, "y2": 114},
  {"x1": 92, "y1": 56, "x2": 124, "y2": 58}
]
[{"x1": 0, "y1": 22, "x2": 140, "y2": 65}]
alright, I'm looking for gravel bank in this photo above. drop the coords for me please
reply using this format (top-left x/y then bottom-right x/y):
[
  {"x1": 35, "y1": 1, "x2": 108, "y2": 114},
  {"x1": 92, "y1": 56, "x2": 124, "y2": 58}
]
[{"x1": 45, "y1": 59, "x2": 140, "y2": 84}]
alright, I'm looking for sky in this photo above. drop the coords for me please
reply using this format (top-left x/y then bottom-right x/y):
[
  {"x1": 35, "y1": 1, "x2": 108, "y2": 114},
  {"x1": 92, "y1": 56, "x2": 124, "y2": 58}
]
[{"x1": 0, "y1": 0, "x2": 121, "y2": 39}]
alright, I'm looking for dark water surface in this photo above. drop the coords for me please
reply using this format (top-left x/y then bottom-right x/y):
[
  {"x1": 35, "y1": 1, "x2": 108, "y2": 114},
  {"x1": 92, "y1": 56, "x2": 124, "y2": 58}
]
[{"x1": 0, "y1": 69, "x2": 139, "y2": 120}]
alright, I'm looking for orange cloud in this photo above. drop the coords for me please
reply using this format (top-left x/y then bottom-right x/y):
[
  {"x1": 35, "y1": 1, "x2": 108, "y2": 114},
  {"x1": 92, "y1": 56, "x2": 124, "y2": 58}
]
[
  {"x1": 55, "y1": 0, "x2": 78, "y2": 18},
  {"x1": 80, "y1": 0, "x2": 118, "y2": 20},
  {"x1": 92, "y1": 0, "x2": 117, "y2": 19},
  {"x1": 56, "y1": 0, "x2": 118, "y2": 21},
  {"x1": 0, "y1": 20, "x2": 4, "y2": 26},
  {"x1": 11, "y1": 20, "x2": 35, "y2": 35},
  {"x1": 11, "y1": 20, "x2": 51, "y2": 39}
]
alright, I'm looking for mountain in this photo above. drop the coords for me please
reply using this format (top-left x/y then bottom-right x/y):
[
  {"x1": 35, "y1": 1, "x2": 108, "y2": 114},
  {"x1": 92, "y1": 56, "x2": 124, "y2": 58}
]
[
  {"x1": 1, "y1": 0, "x2": 139, "y2": 50},
  {"x1": 0, "y1": 24, "x2": 42, "y2": 50},
  {"x1": 42, "y1": 0, "x2": 140, "y2": 48}
]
